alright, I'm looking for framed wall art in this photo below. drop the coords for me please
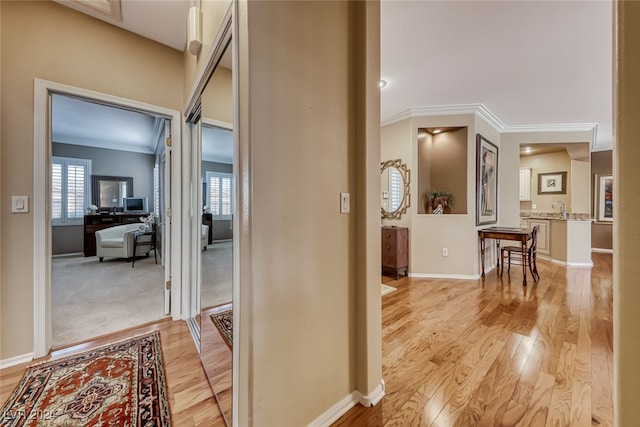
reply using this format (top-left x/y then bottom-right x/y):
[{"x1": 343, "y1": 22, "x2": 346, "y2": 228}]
[
  {"x1": 537, "y1": 171, "x2": 567, "y2": 195},
  {"x1": 476, "y1": 134, "x2": 498, "y2": 225},
  {"x1": 596, "y1": 174, "x2": 613, "y2": 222}
]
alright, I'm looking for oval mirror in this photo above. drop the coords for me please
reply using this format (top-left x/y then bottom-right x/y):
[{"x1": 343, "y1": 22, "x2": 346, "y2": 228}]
[{"x1": 381, "y1": 159, "x2": 410, "y2": 219}]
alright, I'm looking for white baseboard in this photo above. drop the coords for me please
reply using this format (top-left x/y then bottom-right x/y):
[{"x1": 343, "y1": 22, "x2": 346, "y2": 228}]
[
  {"x1": 308, "y1": 380, "x2": 385, "y2": 427},
  {"x1": 550, "y1": 259, "x2": 594, "y2": 268},
  {"x1": 592, "y1": 248, "x2": 613, "y2": 254},
  {"x1": 0, "y1": 352, "x2": 34, "y2": 369},
  {"x1": 356, "y1": 379, "x2": 385, "y2": 407},
  {"x1": 409, "y1": 272, "x2": 480, "y2": 280}
]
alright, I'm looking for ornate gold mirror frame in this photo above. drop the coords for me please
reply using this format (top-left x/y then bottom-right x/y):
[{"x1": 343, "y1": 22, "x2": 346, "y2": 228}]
[{"x1": 381, "y1": 159, "x2": 410, "y2": 219}]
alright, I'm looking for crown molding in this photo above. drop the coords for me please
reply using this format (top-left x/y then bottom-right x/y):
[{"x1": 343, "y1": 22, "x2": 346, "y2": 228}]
[{"x1": 382, "y1": 104, "x2": 599, "y2": 148}]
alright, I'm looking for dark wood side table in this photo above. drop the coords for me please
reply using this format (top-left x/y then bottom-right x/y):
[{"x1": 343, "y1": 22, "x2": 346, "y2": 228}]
[
  {"x1": 382, "y1": 226, "x2": 409, "y2": 279},
  {"x1": 131, "y1": 230, "x2": 156, "y2": 268}
]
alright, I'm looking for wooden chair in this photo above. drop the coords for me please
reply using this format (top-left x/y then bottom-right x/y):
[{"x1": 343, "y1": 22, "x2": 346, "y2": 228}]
[{"x1": 500, "y1": 225, "x2": 540, "y2": 281}]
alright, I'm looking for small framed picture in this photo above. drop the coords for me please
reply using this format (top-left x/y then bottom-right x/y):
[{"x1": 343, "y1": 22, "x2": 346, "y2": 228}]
[{"x1": 537, "y1": 171, "x2": 567, "y2": 195}]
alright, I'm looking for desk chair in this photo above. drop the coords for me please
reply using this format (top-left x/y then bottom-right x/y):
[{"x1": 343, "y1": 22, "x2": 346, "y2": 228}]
[{"x1": 500, "y1": 225, "x2": 539, "y2": 281}]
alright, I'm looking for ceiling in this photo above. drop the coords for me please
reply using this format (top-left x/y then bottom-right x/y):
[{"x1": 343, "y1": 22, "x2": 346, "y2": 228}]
[{"x1": 53, "y1": 0, "x2": 613, "y2": 158}]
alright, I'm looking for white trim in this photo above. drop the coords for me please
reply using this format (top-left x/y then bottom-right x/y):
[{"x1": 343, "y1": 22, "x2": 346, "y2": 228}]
[
  {"x1": 33, "y1": 78, "x2": 183, "y2": 358},
  {"x1": 550, "y1": 259, "x2": 594, "y2": 268},
  {"x1": 307, "y1": 380, "x2": 386, "y2": 427},
  {"x1": 0, "y1": 353, "x2": 34, "y2": 369},
  {"x1": 307, "y1": 392, "x2": 359, "y2": 427},
  {"x1": 203, "y1": 117, "x2": 233, "y2": 130},
  {"x1": 382, "y1": 104, "x2": 598, "y2": 148},
  {"x1": 592, "y1": 248, "x2": 613, "y2": 254},
  {"x1": 409, "y1": 272, "x2": 481, "y2": 280},
  {"x1": 356, "y1": 379, "x2": 386, "y2": 407}
]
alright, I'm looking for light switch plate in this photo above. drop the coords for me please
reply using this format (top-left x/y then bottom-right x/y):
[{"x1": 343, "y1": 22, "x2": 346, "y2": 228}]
[
  {"x1": 12, "y1": 196, "x2": 29, "y2": 213},
  {"x1": 340, "y1": 192, "x2": 350, "y2": 214}
]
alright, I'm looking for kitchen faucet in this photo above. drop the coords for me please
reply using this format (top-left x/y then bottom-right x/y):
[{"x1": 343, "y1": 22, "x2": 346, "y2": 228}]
[{"x1": 553, "y1": 201, "x2": 567, "y2": 219}]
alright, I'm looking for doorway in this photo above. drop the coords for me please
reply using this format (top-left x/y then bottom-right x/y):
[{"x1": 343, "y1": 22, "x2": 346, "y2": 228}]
[{"x1": 33, "y1": 79, "x2": 183, "y2": 357}]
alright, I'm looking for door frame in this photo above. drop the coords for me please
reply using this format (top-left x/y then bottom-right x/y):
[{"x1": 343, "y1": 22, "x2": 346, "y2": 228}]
[{"x1": 33, "y1": 78, "x2": 183, "y2": 357}]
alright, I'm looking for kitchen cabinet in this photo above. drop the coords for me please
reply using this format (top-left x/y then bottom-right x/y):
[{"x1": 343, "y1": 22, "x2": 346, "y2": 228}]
[
  {"x1": 519, "y1": 168, "x2": 531, "y2": 201},
  {"x1": 527, "y1": 219, "x2": 550, "y2": 256}
]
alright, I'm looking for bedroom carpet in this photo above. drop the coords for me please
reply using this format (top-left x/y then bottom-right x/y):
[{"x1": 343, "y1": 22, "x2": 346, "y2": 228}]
[{"x1": 52, "y1": 242, "x2": 233, "y2": 348}]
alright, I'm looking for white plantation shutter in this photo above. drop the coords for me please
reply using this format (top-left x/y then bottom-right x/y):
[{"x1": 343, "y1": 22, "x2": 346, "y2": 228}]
[
  {"x1": 51, "y1": 156, "x2": 91, "y2": 225},
  {"x1": 206, "y1": 171, "x2": 232, "y2": 219},
  {"x1": 390, "y1": 167, "x2": 402, "y2": 211},
  {"x1": 51, "y1": 163, "x2": 63, "y2": 220}
]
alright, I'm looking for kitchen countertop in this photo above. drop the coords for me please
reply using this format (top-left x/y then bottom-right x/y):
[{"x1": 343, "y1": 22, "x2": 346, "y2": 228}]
[{"x1": 520, "y1": 213, "x2": 593, "y2": 221}]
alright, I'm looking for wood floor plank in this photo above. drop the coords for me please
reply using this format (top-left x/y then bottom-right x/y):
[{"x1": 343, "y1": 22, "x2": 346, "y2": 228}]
[{"x1": 334, "y1": 254, "x2": 613, "y2": 427}]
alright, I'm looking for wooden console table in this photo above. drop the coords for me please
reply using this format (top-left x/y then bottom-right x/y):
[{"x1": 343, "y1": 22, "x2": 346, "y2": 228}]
[{"x1": 478, "y1": 227, "x2": 532, "y2": 286}]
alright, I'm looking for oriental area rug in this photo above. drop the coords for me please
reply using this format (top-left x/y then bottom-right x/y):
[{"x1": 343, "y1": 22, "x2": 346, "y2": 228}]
[
  {"x1": 0, "y1": 331, "x2": 171, "y2": 426},
  {"x1": 210, "y1": 309, "x2": 233, "y2": 350}
]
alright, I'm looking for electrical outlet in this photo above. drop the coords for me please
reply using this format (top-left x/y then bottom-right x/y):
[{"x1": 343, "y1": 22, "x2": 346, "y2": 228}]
[{"x1": 442, "y1": 248, "x2": 449, "y2": 257}]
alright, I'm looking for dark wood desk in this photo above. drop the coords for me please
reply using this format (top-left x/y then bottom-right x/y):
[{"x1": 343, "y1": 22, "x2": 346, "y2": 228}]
[{"x1": 478, "y1": 227, "x2": 532, "y2": 285}]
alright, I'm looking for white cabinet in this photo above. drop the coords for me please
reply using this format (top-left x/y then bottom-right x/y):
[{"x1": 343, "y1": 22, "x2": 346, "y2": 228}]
[
  {"x1": 528, "y1": 219, "x2": 550, "y2": 256},
  {"x1": 519, "y1": 168, "x2": 531, "y2": 201}
]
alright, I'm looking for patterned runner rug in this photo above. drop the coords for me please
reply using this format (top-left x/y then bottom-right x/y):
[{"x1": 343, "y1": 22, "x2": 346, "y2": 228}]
[
  {"x1": 210, "y1": 309, "x2": 233, "y2": 350},
  {"x1": 1, "y1": 331, "x2": 171, "y2": 426}
]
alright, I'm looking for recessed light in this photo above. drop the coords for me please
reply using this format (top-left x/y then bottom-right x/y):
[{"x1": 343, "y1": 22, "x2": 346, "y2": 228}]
[
  {"x1": 524, "y1": 147, "x2": 532, "y2": 153},
  {"x1": 432, "y1": 129, "x2": 441, "y2": 134},
  {"x1": 379, "y1": 80, "x2": 387, "y2": 89}
]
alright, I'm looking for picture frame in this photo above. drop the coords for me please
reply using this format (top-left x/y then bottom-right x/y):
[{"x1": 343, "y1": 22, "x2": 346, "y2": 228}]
[
  {"x1": 476, "y1": 134, "x2": 498, "y2": 225},
  {"x1": 537, "y1": 171, "x2": 567, "y2": 195},
  {"x1": 596, "y1": 174, "x2": 613, "y2": 222}
]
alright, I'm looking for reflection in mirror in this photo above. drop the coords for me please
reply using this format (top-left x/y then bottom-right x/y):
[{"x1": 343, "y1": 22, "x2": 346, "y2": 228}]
[
  {"x1": 92, "y1": 175, "x2": 133, "y2": 208},
  {"x1": 381, "y1": 159, "x2": 410, "y2": 219},
  {"x1": 199, "y1": 44, "x2": 234, "y2": 426}
]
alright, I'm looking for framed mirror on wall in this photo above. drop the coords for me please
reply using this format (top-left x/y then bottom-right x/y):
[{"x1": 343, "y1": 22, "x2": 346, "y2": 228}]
[
  {"x1": 92, "y1": 175, "x2": 133, "y2": 209},
  {"x1": 381, "y1": 159, "x2": 410, "y2": 219}
]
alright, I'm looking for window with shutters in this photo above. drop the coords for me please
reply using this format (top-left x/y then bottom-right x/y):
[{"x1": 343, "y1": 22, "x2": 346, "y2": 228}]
[
  {"x1": 205, "y1": 171, "x2": 232, "y2": 220},
  {"x1": 51, "y1": 156, "x2": 91, "y2": 225}
]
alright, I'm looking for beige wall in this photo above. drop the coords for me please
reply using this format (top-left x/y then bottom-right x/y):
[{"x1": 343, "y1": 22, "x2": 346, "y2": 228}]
[
  {"x1": 418, "y1": 128, "x2": 468, "y2": 214},
  {"x1": 570, "y1": 159, "x2": 590, "y2": 213},
  {"x1": 381, "y1": 113, "x2": 505, "y2": 277},
  {"x1": 236, "y1": 1, "x2": 381, "y2": 424},
  {"x1": 183, "y1": 0, "x2": 232, "y2": 105},
  {"x1": 0, "y1": 1, "x2": 183, "y2": 359},
  {"x1": 615, "y1": 3, "x2": 640, "y2": 426},
  {"x1": 520, "y1": 151, "x2": 571, "y2": 212},
  {"x1": 381, "y1": 119, "x2": 413, "y2": 229},
  {"x1": 202, "y1": 65, "x2": 233, "y2": 124}
]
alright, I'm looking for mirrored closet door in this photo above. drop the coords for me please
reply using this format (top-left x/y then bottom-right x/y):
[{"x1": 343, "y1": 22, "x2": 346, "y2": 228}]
[{"x1": 186, "y1": 35, "x2": 234, "y2": 425}]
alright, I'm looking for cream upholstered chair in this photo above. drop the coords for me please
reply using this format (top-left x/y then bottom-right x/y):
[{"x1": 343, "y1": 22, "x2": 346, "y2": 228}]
[
  {"x1": 202, "y1": 224, "x2": 209, "y2": 250},
  {"x1": 95, "y1": 223, "x2": 151, "y2": 262}
]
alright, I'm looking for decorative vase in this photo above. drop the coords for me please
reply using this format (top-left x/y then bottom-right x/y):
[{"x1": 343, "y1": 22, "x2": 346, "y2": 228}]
[{"x1": 433, "y1": 203, "x2": 444, "y2": 215}]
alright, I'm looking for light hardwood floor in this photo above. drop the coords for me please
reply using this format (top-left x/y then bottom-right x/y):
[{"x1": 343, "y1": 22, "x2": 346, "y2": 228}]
[
  {"x1": 334, "y1": 253, "x2": 613, "y2": 427},
  {"x1": 2, "y1": 254, "x2": 613, "y2": 426},
  {"x1": 0, "y1": 319, "x2": 226, "y2": 427}
]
